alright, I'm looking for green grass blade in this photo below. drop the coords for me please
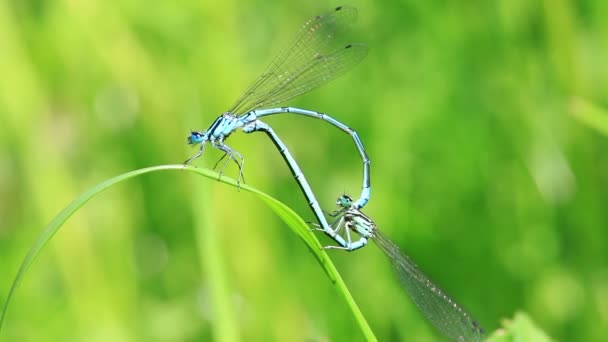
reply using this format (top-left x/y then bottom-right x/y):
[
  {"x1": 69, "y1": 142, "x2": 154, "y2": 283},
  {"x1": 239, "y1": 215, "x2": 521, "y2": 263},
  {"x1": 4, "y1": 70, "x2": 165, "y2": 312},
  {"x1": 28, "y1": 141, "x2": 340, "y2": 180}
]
[
  {"x1": 0, "y1": 164, "x2": 375, "y2": 340},
  {"x1": 569, "y1": 97, "x2": 608, "y2": 137},
  {"x1": 486, "y1": 312, "x2": 553, "y2": 342},
  {"x1": 193, "y1": 177, "x2": 238, "y2": 342}
]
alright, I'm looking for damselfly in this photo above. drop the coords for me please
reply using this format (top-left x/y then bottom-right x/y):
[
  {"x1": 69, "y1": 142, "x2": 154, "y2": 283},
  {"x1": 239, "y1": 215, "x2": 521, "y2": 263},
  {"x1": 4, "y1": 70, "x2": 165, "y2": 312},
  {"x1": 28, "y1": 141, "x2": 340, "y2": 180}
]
[
  {"x1": 320, "y1": 194, "x2": 485, "y2": 341},
  {"x1": 186, "y1": 5, "x2": 371, "y2": 210}
]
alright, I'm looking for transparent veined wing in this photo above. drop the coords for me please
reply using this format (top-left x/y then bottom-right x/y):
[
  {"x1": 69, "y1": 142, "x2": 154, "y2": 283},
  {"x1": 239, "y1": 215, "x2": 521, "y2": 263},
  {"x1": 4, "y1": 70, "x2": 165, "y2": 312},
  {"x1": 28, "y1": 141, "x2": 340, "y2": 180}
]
[
  {"x1": 374, "y1": 231, "x2": 485, "y2": 342},
  {"x1": 229, "y1": 6, "x2": 367, "y2": 115}
]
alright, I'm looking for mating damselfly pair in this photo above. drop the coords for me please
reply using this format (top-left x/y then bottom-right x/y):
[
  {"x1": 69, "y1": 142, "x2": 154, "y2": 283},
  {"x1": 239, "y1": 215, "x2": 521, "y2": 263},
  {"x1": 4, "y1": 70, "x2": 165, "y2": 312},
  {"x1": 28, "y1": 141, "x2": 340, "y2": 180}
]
[{"x1": 185, "y1": 5, "x2": 484, "y2": 341}]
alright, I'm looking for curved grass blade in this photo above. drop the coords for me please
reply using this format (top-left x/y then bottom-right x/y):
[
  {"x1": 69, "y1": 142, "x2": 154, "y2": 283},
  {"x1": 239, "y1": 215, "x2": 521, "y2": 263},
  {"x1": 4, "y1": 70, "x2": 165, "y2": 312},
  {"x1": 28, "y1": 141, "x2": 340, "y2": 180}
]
[{"x1": 0, "y1": 165, "x2": 375, "y2": 341}]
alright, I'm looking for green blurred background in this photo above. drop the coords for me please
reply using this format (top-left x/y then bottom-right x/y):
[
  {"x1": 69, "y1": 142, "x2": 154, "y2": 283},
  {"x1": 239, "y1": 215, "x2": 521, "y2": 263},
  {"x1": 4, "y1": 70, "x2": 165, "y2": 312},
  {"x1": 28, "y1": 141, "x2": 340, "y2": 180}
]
[{"x1": 1, "y1": 0, "x2": 608, "y2": 340}]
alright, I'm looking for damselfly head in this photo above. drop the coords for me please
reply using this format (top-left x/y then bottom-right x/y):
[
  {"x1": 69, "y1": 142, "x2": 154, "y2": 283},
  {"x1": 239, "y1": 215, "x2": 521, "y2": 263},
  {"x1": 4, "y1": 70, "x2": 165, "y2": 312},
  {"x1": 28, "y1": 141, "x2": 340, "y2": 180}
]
[
  {"x1": 336, "y1": 194, "x2": 354, "y2": 208},
  {"x1": 187, "y1": 131, "x2": 206, "y2": 145}
]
